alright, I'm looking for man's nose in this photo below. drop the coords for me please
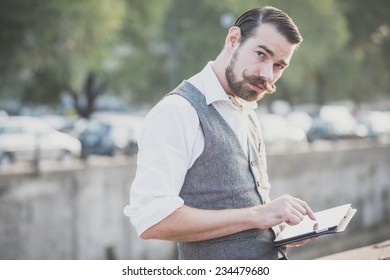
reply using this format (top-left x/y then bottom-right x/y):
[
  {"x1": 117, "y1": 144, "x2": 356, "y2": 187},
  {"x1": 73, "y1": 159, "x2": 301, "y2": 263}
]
[{"x1": 259, "y1": 63, "x2": 273, "y2": 82}]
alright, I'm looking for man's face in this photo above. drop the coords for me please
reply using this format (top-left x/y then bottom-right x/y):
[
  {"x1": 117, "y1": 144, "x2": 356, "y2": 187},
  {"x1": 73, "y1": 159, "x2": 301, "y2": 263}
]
[{"x1": 225, "y1": 23, "x2": 297, "y2": 102}]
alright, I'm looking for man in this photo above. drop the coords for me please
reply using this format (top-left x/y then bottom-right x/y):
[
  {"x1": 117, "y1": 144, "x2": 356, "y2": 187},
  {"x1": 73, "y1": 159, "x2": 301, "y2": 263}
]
[{"x1": 124, "y1": 6, "x2": 316, "y2": 260}]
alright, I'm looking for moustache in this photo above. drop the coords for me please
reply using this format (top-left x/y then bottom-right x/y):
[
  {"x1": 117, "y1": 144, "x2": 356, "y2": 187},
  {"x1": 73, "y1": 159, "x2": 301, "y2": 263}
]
[{"x1": 242, "y1": 72, "x2": 276, "y2": 93}]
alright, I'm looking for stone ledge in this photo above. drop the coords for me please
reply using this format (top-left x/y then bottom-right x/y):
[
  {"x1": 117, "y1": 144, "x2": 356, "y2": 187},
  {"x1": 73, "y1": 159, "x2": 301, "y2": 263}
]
[{"x1": 317, "y1": 239, "x2": 390, "y2": 260}]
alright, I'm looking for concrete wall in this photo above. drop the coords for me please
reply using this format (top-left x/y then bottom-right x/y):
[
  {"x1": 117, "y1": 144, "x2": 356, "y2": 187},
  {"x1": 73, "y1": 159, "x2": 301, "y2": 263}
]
[
  {"x1": 0, "y1": 161, "x2": 175, "y2": 260},
  {"x1": 0, "y1": 142, "x2": 389, "y2": 260}
]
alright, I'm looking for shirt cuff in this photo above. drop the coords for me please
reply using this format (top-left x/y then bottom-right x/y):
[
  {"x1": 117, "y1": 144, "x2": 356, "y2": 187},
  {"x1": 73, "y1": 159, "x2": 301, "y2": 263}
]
[{"x1": 124, "y1": 196, "x2": 184, "y2": 237}]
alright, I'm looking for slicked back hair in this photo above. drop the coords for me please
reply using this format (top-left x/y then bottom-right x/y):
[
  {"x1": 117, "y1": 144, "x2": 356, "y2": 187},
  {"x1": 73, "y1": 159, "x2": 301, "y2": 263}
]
[{"x1": 234, "y1": 6, "x2": 303, "y2": 46}]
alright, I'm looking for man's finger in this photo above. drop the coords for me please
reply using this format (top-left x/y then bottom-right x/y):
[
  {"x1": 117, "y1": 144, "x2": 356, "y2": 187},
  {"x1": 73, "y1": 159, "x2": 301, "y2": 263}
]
[{"x1": 293, "y1": 198, "x2": 316, "y2": 221}]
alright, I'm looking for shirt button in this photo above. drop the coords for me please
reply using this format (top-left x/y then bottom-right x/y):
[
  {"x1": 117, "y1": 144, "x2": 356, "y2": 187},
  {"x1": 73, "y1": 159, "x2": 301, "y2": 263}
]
[{"x1": 256, "y1": 181, "x2": 261, "y2": 187}]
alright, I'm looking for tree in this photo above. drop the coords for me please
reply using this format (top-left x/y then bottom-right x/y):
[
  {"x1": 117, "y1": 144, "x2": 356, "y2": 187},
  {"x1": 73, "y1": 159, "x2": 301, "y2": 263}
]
[
  {"x1": 342, "y1": 0, "x2": 390, "y2": 103},
  {"x1": 1, "y1": 0, "x2": 389, "y2": 112},
  {"x1": 0, "y1": 0, "x2": 126, "y2": 117},
  {"x1": 105, "y1": 0, "x2": 173, "y2": 106}
]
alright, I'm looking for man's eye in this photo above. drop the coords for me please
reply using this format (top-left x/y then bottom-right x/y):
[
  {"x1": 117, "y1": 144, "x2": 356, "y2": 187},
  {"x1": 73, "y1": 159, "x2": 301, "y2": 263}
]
[
  {"x1": 256, "y1": 51, "x2": 265, "y2": 58},
  {"x1": 275, "y1": 64, "x2": 284, "y2": 70}
]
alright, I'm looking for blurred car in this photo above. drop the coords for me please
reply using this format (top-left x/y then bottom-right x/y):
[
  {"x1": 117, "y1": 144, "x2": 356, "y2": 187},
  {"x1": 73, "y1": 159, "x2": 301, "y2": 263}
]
[
  {"x1": 40, "y1": 114, "x2": 78, "y2": 133},
  {"x1": 0, "y1": 110, "x2": 9, "y2": 121},
  {"x1": 0, "y1": 116, "x2": 81, "y2": 165},
  {"x1": 355, "y1": 110, "x2": 390, "y2": 138},
  {"x1": 286, "y1": 111, "x2": 313, "y2": 133},
  {"x1": 307, "y1": 105, "x2": 367, "y2": 142},
  {"x1": 70, "y1": 113, "x2": 143, "y2": 157},
  {"x1": 92, "y1": 113, "x2": 143, "y2": 156},
  {"x1": 306, "y1": 117, "x2": 338, "y2": 142},
  {"x1": 257, "y1": 113, "x2": 307, "y2": 149}
]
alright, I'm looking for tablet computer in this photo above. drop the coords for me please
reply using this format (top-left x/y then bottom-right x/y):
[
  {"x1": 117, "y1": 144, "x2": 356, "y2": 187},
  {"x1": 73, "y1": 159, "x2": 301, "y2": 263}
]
[{"x1": 274, "y1": 203, "x2": 357, "y2": 246}]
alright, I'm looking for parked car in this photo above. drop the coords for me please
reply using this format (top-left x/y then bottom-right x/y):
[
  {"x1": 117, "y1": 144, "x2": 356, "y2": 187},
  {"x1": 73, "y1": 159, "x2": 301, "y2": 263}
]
[
  {"x1": 93, "y1": 113, "x2": 143, "y2": 156},
  {"x1": 257, "y1": 113, "x2": 307, "y2": 149},
  {"x1": 306, "y1": 116, "x2": 338, "y2": 142},
  {"x1": 0, "y1": 110, "x2": 8, "y2": 121},
  {"x1": 307, "y1": 105, "x2": 368, "y2": 142},
  {"x1": 70, "y1": 113, "x2": 143, "y2": 157},
  {"x1": 40, "y1": 114, "x2": 78, "y2": 133},
  {"x1": 0, "y1": 116, "x2": 81, "y2": 165},
  {"x1": 355, "y1": 110, "x2": 390, "y2": 138}
]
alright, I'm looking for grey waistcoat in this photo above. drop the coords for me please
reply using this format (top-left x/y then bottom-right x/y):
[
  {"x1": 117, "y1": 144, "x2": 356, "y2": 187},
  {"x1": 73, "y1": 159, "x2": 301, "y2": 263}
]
[{"x1": 171, "y1": 81, "x2": 280, "y2": 260}]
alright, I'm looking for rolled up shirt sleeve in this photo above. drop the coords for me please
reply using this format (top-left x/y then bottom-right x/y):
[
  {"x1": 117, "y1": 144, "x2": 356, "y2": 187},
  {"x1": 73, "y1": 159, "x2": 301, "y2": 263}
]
[
  {"x1": 123, "y1": 195, "x2": 184, "y2": 237},
  {"x1": 123, "y1": 95, "x2": 201, "y2": 237}
]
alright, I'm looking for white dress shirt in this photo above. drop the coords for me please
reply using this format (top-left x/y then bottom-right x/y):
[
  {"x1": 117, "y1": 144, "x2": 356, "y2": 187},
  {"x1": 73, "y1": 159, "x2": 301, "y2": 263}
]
[{"x1": 123, "y1": 62, "x2": 263, "y2": 236}]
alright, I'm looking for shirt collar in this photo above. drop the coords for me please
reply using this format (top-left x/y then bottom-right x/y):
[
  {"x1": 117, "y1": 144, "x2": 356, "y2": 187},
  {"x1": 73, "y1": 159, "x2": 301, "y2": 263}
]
[{"x1": 198, "y1": 61, "x2": 258, "y2": 110}]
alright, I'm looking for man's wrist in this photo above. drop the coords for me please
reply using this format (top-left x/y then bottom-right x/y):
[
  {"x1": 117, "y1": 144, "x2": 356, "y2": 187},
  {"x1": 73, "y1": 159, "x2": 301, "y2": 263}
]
[{"x1": 243, "y1": 205, "x2": 267, "y2": 230}]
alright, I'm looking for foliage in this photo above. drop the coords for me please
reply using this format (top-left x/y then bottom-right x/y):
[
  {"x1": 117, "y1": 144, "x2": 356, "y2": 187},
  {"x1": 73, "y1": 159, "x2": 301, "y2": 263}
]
[
  {"x1": 0, "y1": 0, "x2": 389, "y2": 114},
  {"x1": 0, "y1": 0, "x2": 126, "y2": 114}
]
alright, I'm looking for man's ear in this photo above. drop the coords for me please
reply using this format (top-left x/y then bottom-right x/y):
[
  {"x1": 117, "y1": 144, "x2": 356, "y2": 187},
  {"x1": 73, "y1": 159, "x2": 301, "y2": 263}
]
[{"x1": 225, "y1": 26, "x2": 241, "y2": 53}]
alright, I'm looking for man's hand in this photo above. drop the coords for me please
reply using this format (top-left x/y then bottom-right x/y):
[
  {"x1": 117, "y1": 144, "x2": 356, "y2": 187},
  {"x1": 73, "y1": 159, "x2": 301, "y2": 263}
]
[
  {"x1": 287, "y1": 237, "x2": 319, "y2": 247},
  {"x1": 252, "y1": 194, "x2": 316, "y2": 229}
]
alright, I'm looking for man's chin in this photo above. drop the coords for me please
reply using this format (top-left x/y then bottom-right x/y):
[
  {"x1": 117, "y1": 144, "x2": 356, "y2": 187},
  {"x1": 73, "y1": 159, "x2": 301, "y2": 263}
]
[
  {"x1": 247, "y1": 85, "x2": 274, "y2": 101},
  {"x1": 254, "y1": 92, "x2": 267, "y2": 102},
  {"x1": 234, "y1": 90, "x2": 264, "y2": 102},
  {"x1": 251, "y1": 88, "x2": 269, "y2": 102},
  {"x1": 257, "y1": 87, "x2": 277, "y2": 100}
]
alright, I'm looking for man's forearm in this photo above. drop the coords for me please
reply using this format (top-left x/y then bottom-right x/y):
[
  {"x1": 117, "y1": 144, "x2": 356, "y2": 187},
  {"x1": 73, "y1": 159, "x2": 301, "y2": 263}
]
[
  {"x1": 140, "y1": 205, "x2": 259, "y2": 242},
  {"x1": 140, "y1": 195, "x2": 316, "y2": 242}
]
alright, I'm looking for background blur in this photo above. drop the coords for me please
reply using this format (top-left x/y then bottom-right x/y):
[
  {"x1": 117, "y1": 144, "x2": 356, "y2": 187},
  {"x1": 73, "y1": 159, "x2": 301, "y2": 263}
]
[{"x1": 0, "y1": 0, "x2": 389, "y2": 260}]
